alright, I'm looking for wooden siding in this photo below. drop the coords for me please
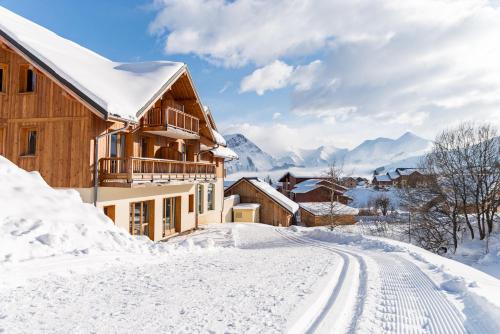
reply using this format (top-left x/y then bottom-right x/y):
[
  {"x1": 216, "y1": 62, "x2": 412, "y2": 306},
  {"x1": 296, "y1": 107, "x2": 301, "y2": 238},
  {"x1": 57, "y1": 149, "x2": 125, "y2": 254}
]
[
  {"x1": 224, "y1": 179, "x2": 293, "y2": 227},
  {"x1": 300, "y1": 207, "x2": 356, "y2": 227},
  {"x1": 0, "y1": 44, "x2": 96, "y2": 188}
]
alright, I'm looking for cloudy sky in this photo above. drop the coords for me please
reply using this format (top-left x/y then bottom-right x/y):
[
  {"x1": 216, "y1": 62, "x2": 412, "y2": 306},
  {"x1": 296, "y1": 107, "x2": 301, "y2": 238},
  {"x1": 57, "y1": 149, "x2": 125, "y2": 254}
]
[{"x1": 3, "y1": 0, "x2": 500, "y2": 155}]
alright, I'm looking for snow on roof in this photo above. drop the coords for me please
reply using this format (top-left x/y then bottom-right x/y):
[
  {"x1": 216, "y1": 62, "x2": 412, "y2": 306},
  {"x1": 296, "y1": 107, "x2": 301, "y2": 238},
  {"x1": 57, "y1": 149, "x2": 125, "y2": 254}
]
[
  {"x1": 388, "y1": 171, "x2": 400, "y2": 180},
  {"x1": 299, "y1": 202, "x2": 359, "y2": 216},
  {"x1": 374, "y1": 174, "x2": 392, "y2": 182},
  {"x1": 234, "y1": 203, "x2": 260, "y2": 210},
  {"x1": 211, "y1": 146, "x2": 238, "y2": 160},
  {"x1": 248, "y1": 179, "x2": 299, "y2": 214},
  {"x1": 212, "y1": 129, "x2": 227, "y2": 146},
  {"x1": 397, "y1": 168, "x2": 421, "y2": 176},
  {"x1": 290, "y1": 179, "x2": 323, "y2": 193},
  {"x1": 0, "y1": 6, "x2": 185, "y2": 121}
]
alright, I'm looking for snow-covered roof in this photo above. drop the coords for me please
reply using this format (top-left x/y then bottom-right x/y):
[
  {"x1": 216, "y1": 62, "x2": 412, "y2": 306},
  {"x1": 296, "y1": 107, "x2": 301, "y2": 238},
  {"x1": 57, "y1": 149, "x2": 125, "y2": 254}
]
[
  {"x1": 234, "y1": 203, "x2": 260, "y2": 210},
  {"x1": 396, "y1": 168, "x2": 421, "y2": 176},
  {"x1": 290, "y1": 179, "x2": 323, "y2": 193},
  {"x1": 299, "y1": 202, "x2": 359, "y2": 216},
  {"x1": 0, "y1": 6, "x2": 186, "y2": 121},
  {"x1": 248, "y1": 179, "x2": 299, "y2": 214},
  {"x1": 212, "y1": 129, "x2": 227, "y2": 146},
  {"x1": 210, "y1": 146, "x2": 238, "y2": 160},
  {"x1": 388, "y1": 171, "x2": 400, "y2": 180},
  {"x1": 374, "y1": 174, "x2": 392, "y2": 182}
]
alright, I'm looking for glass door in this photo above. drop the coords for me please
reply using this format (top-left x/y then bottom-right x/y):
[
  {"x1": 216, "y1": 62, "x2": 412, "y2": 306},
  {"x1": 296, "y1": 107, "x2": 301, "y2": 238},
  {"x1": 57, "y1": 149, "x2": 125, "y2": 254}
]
[
  {"x1": 129, "y1": 201, "x2": 151, "y2": 238},
  {"x1": 163, "y1": 197, "x2": 177, "y2": 237}
]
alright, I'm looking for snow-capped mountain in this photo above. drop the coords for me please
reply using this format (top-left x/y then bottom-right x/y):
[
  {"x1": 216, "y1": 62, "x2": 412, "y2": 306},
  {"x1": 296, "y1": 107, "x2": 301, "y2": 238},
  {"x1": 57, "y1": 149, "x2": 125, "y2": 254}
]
[
  {"x1": 224, "y1": 132, "x2": 432, "y2": 174},
  {"x1": 224, "y1": 134, "x2": 278, "y2": 173},
  {"x1": 343, "y1": 131, "x2": 432, "y2": 166}
]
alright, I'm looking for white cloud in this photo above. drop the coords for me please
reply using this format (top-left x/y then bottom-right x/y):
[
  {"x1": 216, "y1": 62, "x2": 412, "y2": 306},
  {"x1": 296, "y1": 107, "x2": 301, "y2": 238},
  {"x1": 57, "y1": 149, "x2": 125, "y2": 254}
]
[
  {"x1": 152, "y1": 0, "x2": 500, "y2": 151},
  {"x1": 272, "y1": 112, "x2": 282, "y2": 120},
  {"x1": 240, "y1": 60, "x2": 293, "y2": 95},
  {"x1": 240, "y1": 59, "x2": 322, "y2": 95}
]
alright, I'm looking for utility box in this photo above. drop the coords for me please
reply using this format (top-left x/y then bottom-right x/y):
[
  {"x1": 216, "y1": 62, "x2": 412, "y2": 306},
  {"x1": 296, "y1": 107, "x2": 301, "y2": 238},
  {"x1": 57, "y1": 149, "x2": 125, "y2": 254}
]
[{"x1": 232, "y1": 203, "x2": 260, "y2": 223}]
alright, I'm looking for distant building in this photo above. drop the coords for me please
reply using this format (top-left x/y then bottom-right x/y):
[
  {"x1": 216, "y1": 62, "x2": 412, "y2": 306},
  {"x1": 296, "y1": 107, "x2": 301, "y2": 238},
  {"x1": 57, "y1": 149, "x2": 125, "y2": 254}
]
[
  {"x1": 290, "y1": 179, "x2": 352, "y2": 205},
  {"x1": 372, "y1": 168, "x2": 426, "y2": 187},
  {"x1": 224, "y1": 177, "x2": 299, "y2": 226},
  {"x1": 299, "y1": 202, "x2": 359, "y2": 227}
]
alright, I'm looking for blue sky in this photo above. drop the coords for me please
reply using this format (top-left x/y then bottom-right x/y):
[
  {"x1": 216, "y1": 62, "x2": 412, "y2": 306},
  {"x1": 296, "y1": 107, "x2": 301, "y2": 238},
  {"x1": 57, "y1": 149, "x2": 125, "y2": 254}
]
[{"x1": 2, "y1": 1, "x2": 500, "y2": 156}]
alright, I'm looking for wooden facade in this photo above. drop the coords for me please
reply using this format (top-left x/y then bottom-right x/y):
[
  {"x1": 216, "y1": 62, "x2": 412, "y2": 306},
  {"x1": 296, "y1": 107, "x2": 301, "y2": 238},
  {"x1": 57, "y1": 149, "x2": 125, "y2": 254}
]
[
  {"x1": 224, "y1": 178, "x2": 295, "y2": 227},
  {"x1": 291, "y1": 185, "x2": 351, "y2": 205},
  {"x1": 0, "y1": 41, "x2": 223, "y2": 190},
  {"x1": 300, "y1": 207, "x2": 356, "y2": 227},
  {"x1": 0, "y1": 18, "x2": 228, "y2": 242}
]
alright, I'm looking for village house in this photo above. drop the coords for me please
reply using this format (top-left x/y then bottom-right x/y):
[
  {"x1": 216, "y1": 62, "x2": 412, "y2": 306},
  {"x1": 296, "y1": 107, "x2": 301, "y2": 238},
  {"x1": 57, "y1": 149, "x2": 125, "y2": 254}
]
[
  {"x1": 0, "y1": 7, "x2": 237, "y2": 241},
  {"x1": 372, "y1": 168, "x2": 425, "y2": 188},
  {"x1": 290, "y1": 179, "x2": 352, "y2": 205},
  {"x1": 299, "y1": 202, "x2": 359, "y2": 227},
  {"x1": 224, "y1": 177, "x2": 299, "y2": 227},
  {"x1": 340, "y1": 176, "x2": 358, "y2": 188}
]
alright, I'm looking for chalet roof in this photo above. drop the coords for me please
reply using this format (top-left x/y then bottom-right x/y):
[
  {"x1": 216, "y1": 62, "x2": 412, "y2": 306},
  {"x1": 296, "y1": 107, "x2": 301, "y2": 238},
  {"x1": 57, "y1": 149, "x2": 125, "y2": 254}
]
[
  {"x1": 374, "y1": 174, "x2": 392, "y2": 182},
  {"x1": 278, "y1": 171, "x2": 327, "y2": 182},
  {"x1": 291, "y1": 179, "x2": 347, "y2": 194},
  {"x1": 212, "y1": 129, "x2": 227, "y2": 147},
  {"x1": 299, "y1": 202, "x2": 359, "y2": 216},
  {"x1": 396, "y1": 168, "x2": 422, "y2": 176},
  {"x1": 227, "y1": 178, "x2": 299, "y2": 214},
  {"x1": 388, "y1": 171, "x2": 400, "y2": 180},
  {"x1": 210, "y1": 146, "x2": 238, "y2": 160},
  {"x1": 0, "y1": 6, "x2": 189, "y2": 122}
]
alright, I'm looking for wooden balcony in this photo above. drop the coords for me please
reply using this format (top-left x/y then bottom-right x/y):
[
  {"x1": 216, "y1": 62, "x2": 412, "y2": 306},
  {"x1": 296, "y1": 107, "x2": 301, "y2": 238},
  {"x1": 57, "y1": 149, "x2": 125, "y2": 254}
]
[
  {"x1": 142, "y1": 106, "x2": 200, "y2": 139},
  {"x1": 99, "y1": 157, "x2": 216, "y2": 186}
]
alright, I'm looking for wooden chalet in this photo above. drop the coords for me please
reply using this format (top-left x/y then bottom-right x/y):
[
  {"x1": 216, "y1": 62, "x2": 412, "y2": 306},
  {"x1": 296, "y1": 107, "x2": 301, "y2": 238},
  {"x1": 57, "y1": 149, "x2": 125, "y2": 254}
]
[
  {"x1": 0, "y1": 7, "x2": 237, "y2": 241},
  {"x1": 289, "y1": 179, "x2": 351, "y2": 204},
  {"x1": 299, "y1": 202, "x2": 358, "y2": 227},
  {"x1": 224, "y1": 178, "x2": 299, "y2": 227},
  {"x1": 372, "y1": 168, "x2": 425, "y2": 188}
]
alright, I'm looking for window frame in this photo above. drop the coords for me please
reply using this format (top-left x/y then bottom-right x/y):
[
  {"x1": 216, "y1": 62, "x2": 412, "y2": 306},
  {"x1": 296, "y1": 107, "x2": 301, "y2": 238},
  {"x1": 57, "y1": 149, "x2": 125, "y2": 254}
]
[
  {"x1": 188, "y1": 194, "x2": 194, "y2": 213},
  {"x1": 0, "y1": 63, "x2": 7, "y2": 94},
  {"x1": 20, "y1": 127, "x2": 38, "y2": 157},
  {"x1": 19, "y1": 64, "x2": 36, "y2": 93},
  {"x1": 207, "y1": 183, "x2": 215, "y2": 211},
  {"x1": 197, "y1": 184, "x2": 204, "y2": 214}
]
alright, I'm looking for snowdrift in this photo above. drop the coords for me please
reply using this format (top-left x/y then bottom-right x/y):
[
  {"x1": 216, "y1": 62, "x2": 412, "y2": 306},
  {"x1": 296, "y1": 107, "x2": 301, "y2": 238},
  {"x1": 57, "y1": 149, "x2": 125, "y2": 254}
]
[{"x1": 0, "y1": 156, "x2": 163, "y2": 262}]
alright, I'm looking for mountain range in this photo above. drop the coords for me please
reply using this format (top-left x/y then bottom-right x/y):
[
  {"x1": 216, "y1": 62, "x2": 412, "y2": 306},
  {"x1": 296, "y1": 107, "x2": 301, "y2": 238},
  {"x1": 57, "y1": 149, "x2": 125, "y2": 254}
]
[{"x1": 224, "y1": 132, "x2": 432, "y2": 175}]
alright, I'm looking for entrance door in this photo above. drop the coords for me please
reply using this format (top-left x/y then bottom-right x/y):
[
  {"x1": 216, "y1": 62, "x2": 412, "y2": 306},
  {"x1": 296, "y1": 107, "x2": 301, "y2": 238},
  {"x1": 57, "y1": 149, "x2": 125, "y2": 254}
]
[
  {"x1": 129, "y1": 200, "x2": 154, "y2": 240},
  {"x1": 162, "y1": 197, "x2": 180, "y2": 237}
]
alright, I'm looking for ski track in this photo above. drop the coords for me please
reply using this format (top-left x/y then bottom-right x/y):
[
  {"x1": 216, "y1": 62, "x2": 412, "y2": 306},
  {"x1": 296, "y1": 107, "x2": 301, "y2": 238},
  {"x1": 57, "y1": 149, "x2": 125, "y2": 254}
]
[{"x1": 277, "y1": 228, "x2": 480, "y2": 334}]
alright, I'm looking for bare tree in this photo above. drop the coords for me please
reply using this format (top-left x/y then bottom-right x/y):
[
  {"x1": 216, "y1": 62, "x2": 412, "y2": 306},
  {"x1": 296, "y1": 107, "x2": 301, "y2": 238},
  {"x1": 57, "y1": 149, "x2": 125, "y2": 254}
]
[
  {"x1": 373, "y1": 194, "x2": 391, "y2": 216},
  {"x1": 400, "y1": 122, "x2": 499, "y2": 254},
  {"x1": 323, "y1": 160, "x2": 347, "y2": 230}
]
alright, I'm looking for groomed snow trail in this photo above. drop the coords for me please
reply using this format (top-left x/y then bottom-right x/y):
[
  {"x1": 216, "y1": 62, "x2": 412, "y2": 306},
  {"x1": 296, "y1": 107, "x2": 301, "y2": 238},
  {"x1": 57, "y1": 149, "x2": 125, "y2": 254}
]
[{"x1": 278, "y1": 228, "x2": 476, "y2": 334}]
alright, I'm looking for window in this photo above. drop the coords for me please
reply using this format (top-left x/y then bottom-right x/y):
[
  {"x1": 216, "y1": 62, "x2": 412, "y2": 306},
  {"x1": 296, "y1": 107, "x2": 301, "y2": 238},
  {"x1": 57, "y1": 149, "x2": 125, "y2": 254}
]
[
  {"x1": 197, "y1": 184, "x2": 204, "y2": 214},
  {"x1": 129, "y1": 201, "x2": 154, "y2": 239},
  {"x1": 162, "y1": 197, "x2": 178, "y2": 237},
  {"x1": 21, "y1": 128, "x2": 37, "y2": 156},
  {"x1": 189, "y1": 194, "x2": 194, "y2": 213},
  {"x1": 181, "y1": 143, "x2": 186, "y2": 161},
  {"x1": 207, "y1": 183, "x2": 215, "y2": 211},
  {"x1": 0, "y1": 127, "x2": 4, "y2": 156},
  {"x1": 0, "y1": 64, "x2": 7, "y2": 93},
  {"x1": 19, "y1": 65, "x2": 36, "y2": 93},
  {"x1": 103, "y1": 205, "x2": 116, "y2": 223}
]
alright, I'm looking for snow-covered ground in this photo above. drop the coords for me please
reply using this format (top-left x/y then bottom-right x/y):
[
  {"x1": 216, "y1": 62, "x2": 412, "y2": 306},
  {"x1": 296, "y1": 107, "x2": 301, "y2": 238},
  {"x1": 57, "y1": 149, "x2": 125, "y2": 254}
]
[
  {"x1": 2, "y1": 156, "x2": 500, "y2": 333},
  {"x1": 2, "y1": 223, "x2": 500, "y2": 333}
]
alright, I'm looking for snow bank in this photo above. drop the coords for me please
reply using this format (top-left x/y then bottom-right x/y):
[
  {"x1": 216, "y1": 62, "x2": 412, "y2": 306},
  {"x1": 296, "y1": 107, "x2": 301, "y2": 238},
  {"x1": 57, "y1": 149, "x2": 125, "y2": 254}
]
[
  {"x1": 0, "y1": 157, "x2": 179, "y2": 263},
  {"x1": 293, "y1": 226, "x2": 500, "y2": 330},
  {"x1": 0, "y1": 153, "x2": 223, "y2": 262}
]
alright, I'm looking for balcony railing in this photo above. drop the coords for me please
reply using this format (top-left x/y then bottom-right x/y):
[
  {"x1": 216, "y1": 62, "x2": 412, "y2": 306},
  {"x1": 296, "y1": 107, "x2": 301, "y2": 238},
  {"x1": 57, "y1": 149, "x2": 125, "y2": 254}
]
[
  {"x1": 143, "y1": 106, "x2": 200, "y2": 135},
  {"x1": 99, "y1": 157, "x2": 216, "y2": 185}
]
